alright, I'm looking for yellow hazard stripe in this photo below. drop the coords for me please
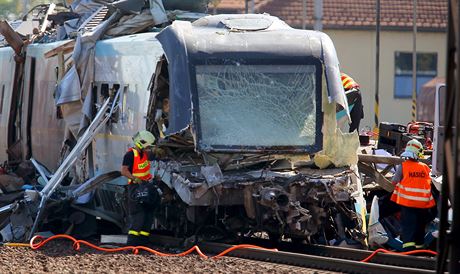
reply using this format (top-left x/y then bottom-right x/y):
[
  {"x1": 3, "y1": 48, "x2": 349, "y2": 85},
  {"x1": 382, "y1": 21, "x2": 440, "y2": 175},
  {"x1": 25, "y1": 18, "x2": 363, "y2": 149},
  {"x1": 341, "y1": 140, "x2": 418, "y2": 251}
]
[
  {"x1": 133, "y1": 171, "x2": 150, "y2": 177},
  {"x1": 139, "y1": 231, "x2": 150, "y2": 236},
  {"x1": 392, "y1": 191, "x2": 434, "y2": 202},
  {"x1": 374, "y1": 92, "x2": 380, "y2": 135},
  {"x1": 403, "y1": 242, "x2": 416, "y2": 248}
]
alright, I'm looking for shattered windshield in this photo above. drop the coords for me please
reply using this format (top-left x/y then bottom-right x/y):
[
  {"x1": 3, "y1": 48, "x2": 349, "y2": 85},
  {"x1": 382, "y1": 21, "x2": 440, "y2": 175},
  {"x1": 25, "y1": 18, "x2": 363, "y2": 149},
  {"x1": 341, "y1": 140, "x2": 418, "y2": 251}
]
[{"x1": 195, "y1": 64, "x2": 320, "y2": 149}]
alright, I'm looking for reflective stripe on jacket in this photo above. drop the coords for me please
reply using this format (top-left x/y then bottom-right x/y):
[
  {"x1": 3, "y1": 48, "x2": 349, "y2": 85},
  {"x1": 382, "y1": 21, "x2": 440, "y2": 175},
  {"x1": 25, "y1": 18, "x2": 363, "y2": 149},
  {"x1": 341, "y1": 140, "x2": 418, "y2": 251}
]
[
  {"x1": 390, "y1": 161, "x2": 435, "y2": 208},
  {"x1": 128, "y1": 148, "x2": 152, "y2": 184},
  {"x1": 341, "y1": 73, "x2": 360, "y2": 90}
]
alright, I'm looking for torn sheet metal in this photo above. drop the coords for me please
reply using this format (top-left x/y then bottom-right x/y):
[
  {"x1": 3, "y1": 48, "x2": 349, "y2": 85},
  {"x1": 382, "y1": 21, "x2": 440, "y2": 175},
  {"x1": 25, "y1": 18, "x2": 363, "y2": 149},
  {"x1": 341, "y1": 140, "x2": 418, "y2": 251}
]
[
  {"x1": 112, "y1": 0, "x2": 145, "y2": 14},
  {"x1": 71, "y1": 0, "x2": 105, "y2": 20},
  {"x1": 22, "y1": 41, "x2": 69, "y2": 170},
  {"x1": 163, "y1": 0, "x2": 210, "y2": 12},
  {"x1": 320, "y1": 34, "x2": 350, "y2": 119},
  {"x1": 201, "y1": 164, "x2": 223, "y2": 187},
  {"x1": 105, "y1": 9, "x2": 156, "y2": 36},
  {"x1": 0, "y1": 46, "x2": 15, "y2": 162},
  {"x1": 91, "y1": 32, "x2": 164, "y2": 176},
  {"x1": 149, "y1": 0, "x2": 168, "y2": 24},
  {"x1": 54, "y1": 11, "x2": 120, "y2": 137},
  {"x1": 314, "y1": 79, "x2": 359, "y2": 169},
  {"x1": 314, "y1": 107, "x2": 359, "y2": 168},
  {"x1": 56, "y1": 65, "x2": 81, "y2": 105}
]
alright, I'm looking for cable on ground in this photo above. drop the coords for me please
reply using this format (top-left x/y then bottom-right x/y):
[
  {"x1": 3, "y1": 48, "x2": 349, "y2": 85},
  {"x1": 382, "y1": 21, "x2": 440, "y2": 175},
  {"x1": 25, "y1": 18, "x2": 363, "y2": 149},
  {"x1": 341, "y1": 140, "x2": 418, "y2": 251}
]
[
  {"x1": 361, "y1": 248, "x2": 438, "y2": 263},
  {"x1": 17, "y1": 234, "x2": 277, "y2": 259}
]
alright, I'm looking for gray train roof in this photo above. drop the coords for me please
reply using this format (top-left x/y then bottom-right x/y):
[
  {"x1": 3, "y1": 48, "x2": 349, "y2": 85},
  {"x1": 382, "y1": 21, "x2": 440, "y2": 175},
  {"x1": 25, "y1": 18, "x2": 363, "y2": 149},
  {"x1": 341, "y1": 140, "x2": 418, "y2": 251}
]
[{"x1": 157, "y1": 14, "x2": 348, "y2": 135}]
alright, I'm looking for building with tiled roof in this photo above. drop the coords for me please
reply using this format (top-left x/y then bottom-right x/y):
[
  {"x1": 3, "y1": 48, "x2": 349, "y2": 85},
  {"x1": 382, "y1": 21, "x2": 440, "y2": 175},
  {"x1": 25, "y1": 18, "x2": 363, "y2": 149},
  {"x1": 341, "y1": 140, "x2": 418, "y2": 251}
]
[
  {"x1": 213, "y1": 0, "x2": 448, "y2": 128},
  {"x1": 215, "y1": 0, "x2": 447, "y2": 31}
]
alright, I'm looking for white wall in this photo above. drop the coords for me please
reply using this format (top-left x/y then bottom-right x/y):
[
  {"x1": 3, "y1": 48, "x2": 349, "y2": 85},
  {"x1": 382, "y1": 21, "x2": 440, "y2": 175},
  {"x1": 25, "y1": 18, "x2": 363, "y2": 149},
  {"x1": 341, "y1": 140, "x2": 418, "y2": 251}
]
[{"x1": 325, "y1": 29, "x2": 447, "y2": 130}]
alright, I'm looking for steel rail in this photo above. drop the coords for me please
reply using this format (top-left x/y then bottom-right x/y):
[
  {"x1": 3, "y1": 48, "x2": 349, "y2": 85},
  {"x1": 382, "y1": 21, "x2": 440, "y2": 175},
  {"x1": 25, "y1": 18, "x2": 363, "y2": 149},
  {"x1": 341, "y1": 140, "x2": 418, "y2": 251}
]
[
  {"x1": 236, "y1": 237, "x2": 436, "y2": 270},
  {"x1": 199, "y1": 241, "x2": 434, "y2": 274},
  {"x1": 149, "y1": 235, "x2": 435, "y2": 274}
]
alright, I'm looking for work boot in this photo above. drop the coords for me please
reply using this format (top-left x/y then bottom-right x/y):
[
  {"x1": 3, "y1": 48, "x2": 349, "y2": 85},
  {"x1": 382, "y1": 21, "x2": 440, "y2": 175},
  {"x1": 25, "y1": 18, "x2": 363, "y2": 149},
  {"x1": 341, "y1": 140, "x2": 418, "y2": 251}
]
[
  {"x1": 402, "y1": 241, "x2": 416, "y2": 252},
  {"x1": 127, "y1": 234, "x2": 142, "y2": 246},
  {"x1": 140, "y1": 235, "x2": 151, "y2": 246}
]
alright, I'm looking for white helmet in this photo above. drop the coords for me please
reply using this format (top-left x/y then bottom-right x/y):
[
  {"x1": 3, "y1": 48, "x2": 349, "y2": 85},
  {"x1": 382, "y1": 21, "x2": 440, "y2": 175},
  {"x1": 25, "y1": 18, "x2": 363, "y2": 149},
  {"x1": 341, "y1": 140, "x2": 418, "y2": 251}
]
[
  {"x1": 401, "y1": 139, "x2": 423, "y2": 160},
  {"x1": 133, "y1": 130, "x2": 155, "y2": 149}
]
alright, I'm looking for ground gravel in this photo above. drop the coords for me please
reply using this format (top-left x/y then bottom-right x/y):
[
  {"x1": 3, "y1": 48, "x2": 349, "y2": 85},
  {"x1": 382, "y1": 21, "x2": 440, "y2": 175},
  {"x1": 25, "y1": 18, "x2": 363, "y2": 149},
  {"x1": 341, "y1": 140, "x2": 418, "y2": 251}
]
[{"x1": 0, "y1": 240, "x2": 340, "y2": 274}]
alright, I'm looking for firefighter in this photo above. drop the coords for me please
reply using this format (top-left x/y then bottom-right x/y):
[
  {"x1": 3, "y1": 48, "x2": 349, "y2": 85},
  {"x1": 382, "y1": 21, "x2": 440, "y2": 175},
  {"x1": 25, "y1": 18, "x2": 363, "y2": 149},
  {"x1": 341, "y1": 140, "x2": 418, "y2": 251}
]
[
  {"x1": 341, "y1": 72, "x2": 364, "y2": 133},
  {"x1": 391, "y1": 139, "x2": 436, "y2": 251},
  {"x1": 121, "y1": 130, "x2": 160, "y2": 246}
]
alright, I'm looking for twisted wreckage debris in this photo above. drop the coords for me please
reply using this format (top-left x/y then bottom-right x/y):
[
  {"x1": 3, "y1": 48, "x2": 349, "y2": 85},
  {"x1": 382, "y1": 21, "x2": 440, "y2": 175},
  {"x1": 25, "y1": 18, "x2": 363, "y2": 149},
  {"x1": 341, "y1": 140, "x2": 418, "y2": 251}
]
[{"x1": 0, "y1": 0, "x2": 379, "y2": 248}]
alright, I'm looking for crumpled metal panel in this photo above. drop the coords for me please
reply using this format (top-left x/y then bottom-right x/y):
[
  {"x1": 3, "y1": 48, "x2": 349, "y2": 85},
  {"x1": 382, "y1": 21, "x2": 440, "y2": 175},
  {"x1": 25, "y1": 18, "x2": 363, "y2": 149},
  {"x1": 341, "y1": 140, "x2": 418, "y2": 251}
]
[
  {"x1": 24, "y1": 41, "x2": 69, "y2": 171},
  {"x1": 92, "y1": 32, "x2": 165, "y2": 176},
  {"x1": 314, "y1": 80, "x2": 359, "y2": 169},
  {"x1": 0, "y1": 46, "x2": 15, "y2": 163}
]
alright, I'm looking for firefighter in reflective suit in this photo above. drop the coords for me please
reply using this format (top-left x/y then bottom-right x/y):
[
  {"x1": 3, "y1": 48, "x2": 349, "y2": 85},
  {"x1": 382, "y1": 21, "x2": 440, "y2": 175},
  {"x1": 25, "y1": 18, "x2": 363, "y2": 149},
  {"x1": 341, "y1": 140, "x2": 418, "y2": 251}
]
[
  {"x1": 341, "y1": 72, "x2": 364, "y2": 133},
  {"x1": 391, "y1": 139, "x2": 436, "y2": 251},
  {"x1": 121, "y1": 130, "x2": 158, "y2": 246}
]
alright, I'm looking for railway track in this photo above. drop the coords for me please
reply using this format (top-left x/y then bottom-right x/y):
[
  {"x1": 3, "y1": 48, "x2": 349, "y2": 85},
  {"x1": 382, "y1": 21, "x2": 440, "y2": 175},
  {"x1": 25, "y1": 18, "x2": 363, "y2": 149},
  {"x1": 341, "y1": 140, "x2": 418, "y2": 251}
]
[{"x1": 149, "y1": 235, "x2": 437, "y2": 274}]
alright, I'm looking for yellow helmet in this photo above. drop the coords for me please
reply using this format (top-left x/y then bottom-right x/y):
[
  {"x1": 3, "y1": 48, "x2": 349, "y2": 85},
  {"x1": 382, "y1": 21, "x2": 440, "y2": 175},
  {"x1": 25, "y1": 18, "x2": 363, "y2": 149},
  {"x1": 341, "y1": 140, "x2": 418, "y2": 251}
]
[{"x1": 133, "y1": 130, "x2": 156, "y2": 149}]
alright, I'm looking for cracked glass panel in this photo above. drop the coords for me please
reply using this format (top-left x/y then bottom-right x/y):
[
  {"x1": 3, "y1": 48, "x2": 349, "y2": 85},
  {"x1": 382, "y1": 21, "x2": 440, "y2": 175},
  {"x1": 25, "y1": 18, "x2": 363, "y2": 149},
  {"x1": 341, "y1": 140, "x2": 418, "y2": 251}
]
[{"x1": 195, "y1": 64, "x2": 319, "y2": 148}]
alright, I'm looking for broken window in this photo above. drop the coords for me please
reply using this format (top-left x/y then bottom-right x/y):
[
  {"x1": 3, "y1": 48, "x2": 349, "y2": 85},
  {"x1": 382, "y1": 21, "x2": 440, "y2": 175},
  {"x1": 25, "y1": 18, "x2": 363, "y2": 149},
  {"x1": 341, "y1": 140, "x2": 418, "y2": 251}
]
[
  {"x1": 96, "y1": 83, "x2": 128, "y2": 123},
  {"x1": 195, "y1": 64, "x2": 321, "y2": 149},
  {"x1": 147, "y1": 57, "x2": 170, "y2": 139}
]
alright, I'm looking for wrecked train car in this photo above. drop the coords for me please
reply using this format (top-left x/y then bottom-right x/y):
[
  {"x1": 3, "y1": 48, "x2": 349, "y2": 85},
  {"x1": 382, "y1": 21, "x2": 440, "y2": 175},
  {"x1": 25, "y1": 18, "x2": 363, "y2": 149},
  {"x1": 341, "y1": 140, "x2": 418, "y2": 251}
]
[
  {"x1": 0, "y1": 12, "x2": 366, "y2": 246},
  {"x1": 145, "y1": 15, "x2": 367, "y2": 245}
]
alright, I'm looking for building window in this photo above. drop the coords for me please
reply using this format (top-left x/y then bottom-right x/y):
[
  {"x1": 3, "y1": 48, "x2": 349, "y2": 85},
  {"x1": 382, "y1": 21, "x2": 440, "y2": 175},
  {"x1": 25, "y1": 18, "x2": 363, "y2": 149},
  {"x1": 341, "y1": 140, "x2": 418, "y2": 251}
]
[{"x1": 394, "y1": 52, "x2": 437, "y2": 99}]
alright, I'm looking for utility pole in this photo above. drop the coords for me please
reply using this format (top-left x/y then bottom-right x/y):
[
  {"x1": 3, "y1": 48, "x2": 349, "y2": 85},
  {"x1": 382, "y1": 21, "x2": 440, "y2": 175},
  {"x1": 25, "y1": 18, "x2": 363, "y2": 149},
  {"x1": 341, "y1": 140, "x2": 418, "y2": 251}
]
[
  {"x1": 302, "y1": 0, "x2": 307, "y2": 29},
  {"x1": 22, "y1": 0, "x2": 29, "y2": 16},
  {"x1": 374, "y1": 0, "x2": 380, "y2": 134},
  {"x1": 314, "y1": 0, "x2": 323, "y2": 31},
  {"x1": 411, "y1": 0, "x2": 417, "y2": 122},
  {"x1": 439, "y1": 1, "x2": 460, "y2": 273},
  {"x1": 245, "y1": 0, "x2": 248, "y2": 14}
]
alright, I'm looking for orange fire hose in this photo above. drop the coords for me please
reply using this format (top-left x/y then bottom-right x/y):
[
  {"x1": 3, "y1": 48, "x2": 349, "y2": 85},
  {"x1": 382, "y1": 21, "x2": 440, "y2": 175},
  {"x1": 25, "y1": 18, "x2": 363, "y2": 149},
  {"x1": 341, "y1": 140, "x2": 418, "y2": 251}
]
[
  {"x1": 22, "y1": 234, "x2": 276, "y2": 259},
  {"x1": 360, "y1": 248, "x2": 437, "y2": 262},
  {"x1": 3, "y1": 235, "x2": 438, "y2": 263}
]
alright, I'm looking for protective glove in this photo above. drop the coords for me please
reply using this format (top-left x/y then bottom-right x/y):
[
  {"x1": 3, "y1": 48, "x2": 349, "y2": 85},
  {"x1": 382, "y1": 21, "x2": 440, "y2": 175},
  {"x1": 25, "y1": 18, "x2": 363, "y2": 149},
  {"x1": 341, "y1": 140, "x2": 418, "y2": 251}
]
[{"x1": 134, "y1": 177, "x2": 143, "y2": 184}]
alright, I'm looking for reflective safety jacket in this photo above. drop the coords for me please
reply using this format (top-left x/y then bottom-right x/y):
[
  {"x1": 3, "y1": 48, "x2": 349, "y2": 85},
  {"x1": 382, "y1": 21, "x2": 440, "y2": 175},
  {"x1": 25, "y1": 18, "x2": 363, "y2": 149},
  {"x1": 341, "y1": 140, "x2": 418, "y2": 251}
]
[
  {"x1": 341, "y1": 73, "x2": 360, "y2": 91},
  {"x1": 391, "y1": 161, "x2": 435, "y2": 208},
  {"x1": 128, "y1": 148, "x2": 152, "y2": 184}
]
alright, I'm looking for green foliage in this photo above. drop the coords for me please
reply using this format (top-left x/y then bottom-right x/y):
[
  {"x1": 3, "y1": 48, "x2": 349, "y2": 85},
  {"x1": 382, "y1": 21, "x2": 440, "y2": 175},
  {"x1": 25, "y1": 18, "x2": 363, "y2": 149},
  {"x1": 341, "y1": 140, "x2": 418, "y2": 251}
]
[
  {"x1": 209, "y1": 0, "x2": 222, "y2": 7},
  {"x1": 0, "y1": 0, "x2": 18, "y2": 20},
  {"x1": 0, "y1": 0, "x2": 55, "y2": 20}
]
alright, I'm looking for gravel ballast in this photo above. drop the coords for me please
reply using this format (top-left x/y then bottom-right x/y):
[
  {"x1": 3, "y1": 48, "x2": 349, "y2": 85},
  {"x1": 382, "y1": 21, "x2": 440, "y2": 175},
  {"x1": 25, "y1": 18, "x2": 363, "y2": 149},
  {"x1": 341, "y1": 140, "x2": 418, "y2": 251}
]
[{"x1": 0, "y1": 241, "x2": 340, "y2": 274}]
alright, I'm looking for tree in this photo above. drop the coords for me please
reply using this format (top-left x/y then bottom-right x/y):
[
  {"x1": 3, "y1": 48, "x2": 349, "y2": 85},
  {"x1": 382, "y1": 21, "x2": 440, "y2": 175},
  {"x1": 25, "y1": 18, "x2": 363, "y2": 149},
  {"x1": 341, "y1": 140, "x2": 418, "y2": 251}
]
[
  {"x1": 0, "y1": 0, "x2": 19, "y2": 20},
  {"x1": 209, "y1": 0, "x2": 222, "y2": 14}
]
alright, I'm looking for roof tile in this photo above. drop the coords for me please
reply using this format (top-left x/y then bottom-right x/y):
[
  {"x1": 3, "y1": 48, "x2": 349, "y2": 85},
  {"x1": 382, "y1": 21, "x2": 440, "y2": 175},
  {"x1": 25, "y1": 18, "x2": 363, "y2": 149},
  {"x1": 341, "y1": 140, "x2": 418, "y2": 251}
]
[{"x1": 216, "y1": 0, "x2": 447, "y2": 30}]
